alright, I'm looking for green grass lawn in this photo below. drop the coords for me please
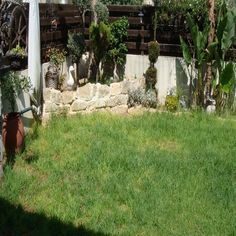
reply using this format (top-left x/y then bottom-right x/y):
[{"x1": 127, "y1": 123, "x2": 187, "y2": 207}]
[{"x1": 0, "y1": 112, "x2": 235, "y2": 235}]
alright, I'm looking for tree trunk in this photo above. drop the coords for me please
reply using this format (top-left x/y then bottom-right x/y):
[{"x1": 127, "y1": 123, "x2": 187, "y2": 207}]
[
  {"x1": 205, "y1": 0, "x2": 216, "y2": 102},
  {"x1": 87, "y1": 0, "x2": 97, "y2": 80}
]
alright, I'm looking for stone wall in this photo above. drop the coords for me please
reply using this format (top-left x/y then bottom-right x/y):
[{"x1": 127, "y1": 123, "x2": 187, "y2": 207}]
[{"x1": 43, "y1": 78, "x2": 145, "y2": 119}]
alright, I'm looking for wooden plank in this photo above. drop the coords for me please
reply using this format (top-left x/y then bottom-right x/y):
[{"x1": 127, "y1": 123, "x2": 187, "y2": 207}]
[
  {"x1": 39, "y1": 3, "x2": 77, "y2": 13},
  {"x1": 126, "y1": 42, "x2": 148, "y2": 50},
  {"x1": 109, "y1": 16, "x2": 151, "y2": 25},
  {"x1": 108, "y1": 5, "x2": 140, "y2": 13},
  {"x1": 41, "y1": 31, "x2": 67, "y2": 42},
  {"x1": 40, "y1": 16, "x2": 81, "y2": 27},
  {"x1": 127, "y1": 29, "x2": 151, "y2": 38}
]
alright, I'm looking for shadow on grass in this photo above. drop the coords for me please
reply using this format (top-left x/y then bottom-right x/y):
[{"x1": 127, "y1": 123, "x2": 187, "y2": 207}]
[{"x1": 0, "y1": 197, "x2": 109, "y2": 236}]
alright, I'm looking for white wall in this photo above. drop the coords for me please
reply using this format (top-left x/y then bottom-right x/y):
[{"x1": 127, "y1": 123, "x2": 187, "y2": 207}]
[{"x1": 124, "y1": 54, "x2": 184, "y2": 104}]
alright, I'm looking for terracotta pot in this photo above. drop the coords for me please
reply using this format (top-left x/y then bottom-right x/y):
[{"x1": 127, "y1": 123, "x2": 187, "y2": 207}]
[{"x1": 2, "y1": 112, "x2": 25, "y2": 156}]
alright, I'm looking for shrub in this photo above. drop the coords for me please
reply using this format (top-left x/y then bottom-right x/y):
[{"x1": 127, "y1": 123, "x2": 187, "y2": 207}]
[
  {"x1": 142, "y1": 89, "x2": 157, "y2": 108},
  {"x1": 148, "y1": 41, "x2": 160, "y2": 65},
  {"x1": 128, "y1": 88, "x2": 145, "y2": 107},
  {"x1": 165, "y1": 95, "x2": 179, "y2": 112},
  {"x1": 46, "y1": 47, "x2": 66, "y2": 69},
  {"x1": 128, "y1": 88, "x2": 157, "y2": 108},
  {"x1": 145, "y1": 66, "x2": 157, "y2": 90},
  {"x1": 95, "y1": 1, "x2": 109, "y2": 23},
  {"x1": 67, "y1": 33, "x2": 85, "y2": 63}
]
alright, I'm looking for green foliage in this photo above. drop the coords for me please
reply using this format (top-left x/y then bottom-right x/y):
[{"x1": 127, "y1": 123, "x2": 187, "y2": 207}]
[
  {"x1": 100, "y1": 0, "x2": 142, "y2": 5},
  {"x1": 148, "y1": 41, "x2": 160, "y2": 65},
  {"x1": 180, "y1": 13, "x2": 209, "y2": 106},
  {"x1": 90, "y1": 21, "x2": 111, "y2": 63},
  {"x1": 208, "y1": 1, "x2": 236, "y2": 109},
  {"x1": 89, "y1": 21, "x2": 112, "y2": 80},
  {"x1": 67, "y1": 33, "x2": 85, "y2": 63},
  {"x1": 107, "y1": 17, "x2": 129, "y2": 66},
  {"x1": 219, "y1": 62, "x2": 235, "y2": 93},
  {"x1": 0, "y1": 72, "x2": 31, "y2": 112},
  {"x1": 128, "y1": 87, "x2": 157, "y2": 108},
  {"x1": 95, "y1": 1, "x2": 109, "y2": 23},
  {"x1": 155, "y1": 0, "x2": 221, "y2": 24},
  {"x1": 145, "y1": 66, "x2": 157, "y2": 90},
  {"x1": 10, "y1": 44, "x2": 26, "y2": 58},
  {"x1": 165, "y1": 94, "x2": 179, "y2": 112},
  {"x1": 46, "y1": 47, "x2": 66, "y2": 69},
  {"x1": 72, "y1": 0, "x2": 88, "y2": 10},
  {"x1": 180, "y1": 36, "x2": 192, "y2": 65}
]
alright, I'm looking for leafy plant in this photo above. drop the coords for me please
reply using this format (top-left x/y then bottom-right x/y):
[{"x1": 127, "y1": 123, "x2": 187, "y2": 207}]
[
  {"x1": 89, "y1": 21, "x2": 112, "y2": 82},
  {"x1": 103, "y1": 17, "x2": 129, "y2": 81},
  {"x1": 180, "y1": 13, "x2": 209, "y2": 106},
  {"x1": 0, "y1": 72, "x2": 31, "y2": 112},
  {"x1": 165, "y1": 94, "x2": 179, "y2": 112},
  {"x1": 46, "y1": 47, "x2": 66, "y2": 69},
  {"x1": 145, "y1": 66, "x2": 157, "y2": 90},
  {"x1": 100, "y1": 0, "x2": 142, "y2": 4},
  {"x1": 128, "y1": 87, "x2": 157, "y2": 108},
  {"x1": 95, "y1": 1, "x2": 109, "y2": 23},
  {"x1": 10, "y1": 44, "x2": 26, "y2": 58},
  {"x1": 148, "y1": 41, "x2": 160, "y2": 66},
  {"x1": 67, "y1": 33, "x2": 85, "y2": 64},
  {"x1": 145, "y1": 40, "x2": 159, "y2": 90}
]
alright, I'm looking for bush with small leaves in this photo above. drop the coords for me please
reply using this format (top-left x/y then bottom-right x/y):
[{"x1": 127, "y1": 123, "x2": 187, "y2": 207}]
[
  {"x1": 128, "y1": 87, "x2": 157, "y2": 108},
  {"x1": 145, "y1": 66, "x2": 157, "y2": 90},
  {"x1": 95, "y1": 1, "x2": 109, "y2": 23},
  {"x1": 128, "y1": 88, "x2": 145, "y2": 107},
  {"x1": 165, "y1": 95, "x2": 179, "y2": 112},
  {"x1": 142, "y1": 89, "x2": 157, "y2": 108},
  {"x1": 148, "y1": 41, "x2": 160, "y2": 66}
]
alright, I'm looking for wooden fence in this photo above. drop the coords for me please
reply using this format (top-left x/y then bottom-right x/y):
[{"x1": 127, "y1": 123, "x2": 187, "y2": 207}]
[{"x1": 36, "y1": 3, "x2": 185, "y2": 62}]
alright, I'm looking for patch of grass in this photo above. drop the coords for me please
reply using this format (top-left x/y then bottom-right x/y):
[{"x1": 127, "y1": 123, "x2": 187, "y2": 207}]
[{"x1": 0, "y1": 112, "x2": 235, "y2": 235}]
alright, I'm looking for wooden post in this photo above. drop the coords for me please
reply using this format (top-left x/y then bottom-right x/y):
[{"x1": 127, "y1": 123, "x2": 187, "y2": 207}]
[
  {"x1": 205, "y1": 0, "x2": 216, "y2": 102},
  {"x1": 0, "y1": 87, "x2": 3, "y2": 178}
]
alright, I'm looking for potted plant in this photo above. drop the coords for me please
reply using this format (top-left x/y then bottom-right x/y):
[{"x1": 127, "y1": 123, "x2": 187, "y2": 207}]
[
  {"x1": 0, "y1": 71, "x2": 31, "y2": 156},
  {"x1": 8, "y1": 43, "x2": 27, "y2": 69},
  {"x1": 45, "y1": 47, "x2": 66, "y2": 89}
]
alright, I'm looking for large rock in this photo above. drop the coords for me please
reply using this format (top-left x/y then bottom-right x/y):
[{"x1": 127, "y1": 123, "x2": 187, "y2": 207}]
[
  {"x1": 44, "y1": 101, "x2": 58, "y2": 113},
  {"x1": 97, "y1": 83, "x2": 110, "y2": 98},
  {"x1": 94, "y1": 99, "x2": 106, "y2": 109},
  {"x1": 43, "y1": 88, "x2": 61, "y2": 104},
  {"x1": 61, "y1": 91, "x2": 76, "y2": 105},
  {"x1": 58, "y1": 104, "x2": 71, "y2": 113},
  {"x1": 122, "y1": 78, "x2": 145, "y2": 94},
  {"x1": 77, "y1": 83, "x2": 96, "y2": 101},
  {"x1": 106, "y1": 94, "x2": 128, "y2": 107},
  {"x1": 71, "y1": 100, "x2": 88, "y2": 111},
  {"x1": 110, "y1": 82, "x2": 122, "y2": 96}
]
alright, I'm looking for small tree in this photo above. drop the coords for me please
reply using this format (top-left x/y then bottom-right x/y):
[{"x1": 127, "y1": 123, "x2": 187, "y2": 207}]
[
  {"x1": 104, "y1": 17, "x2": 129, "y2": 81},
  {"x1": 89, "y1": 21, "x2": 111, "y2": 82},
  {"x1": 145, "y1": 41, "x2": 160, "y2": 90},
  {"x1": 67, "y1": 32, "x2": 86, "y2": 84}
]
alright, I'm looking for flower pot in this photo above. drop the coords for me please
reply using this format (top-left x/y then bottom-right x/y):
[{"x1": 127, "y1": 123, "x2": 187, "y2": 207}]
[
  {"x1": 2, "y1": 112, "x2": 25, "y2": 156},
  {"x1": 45, "y1": 65, "x2": 59, "y2": 89}
]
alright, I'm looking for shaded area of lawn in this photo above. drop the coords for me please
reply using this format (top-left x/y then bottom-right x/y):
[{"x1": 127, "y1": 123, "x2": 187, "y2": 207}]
[
  {"x1": 0, "y1": 197, "x2": 109, "y2": 236},
  {"x1": 0, "y1": 112, "x2": 235, "y2": 235}
]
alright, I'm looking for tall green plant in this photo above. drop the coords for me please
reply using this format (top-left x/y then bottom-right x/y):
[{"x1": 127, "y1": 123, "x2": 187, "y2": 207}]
[
  {"x1": 211, "y1": 0, "x2": 236, "y2": 110},
  {"x1": 180, "y1": 13, "x2": 209, "y2": 107},
  {"x1": 0, "y1": 72, "x2": 31, "y2": 112},
  {"x1": 104, "y1": 17, "x2": 129, "y2": 81},
  {"x1": 67, "y1": 33, "x2": 85, "y2": 64},
  {"x1": 89, "y1": 21, "x2": 111, "y2": 82}
]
